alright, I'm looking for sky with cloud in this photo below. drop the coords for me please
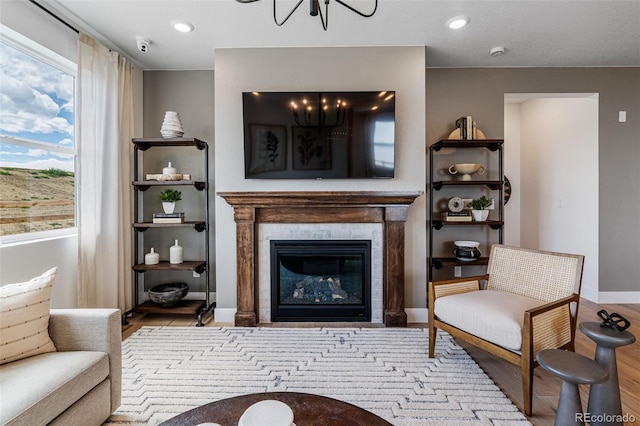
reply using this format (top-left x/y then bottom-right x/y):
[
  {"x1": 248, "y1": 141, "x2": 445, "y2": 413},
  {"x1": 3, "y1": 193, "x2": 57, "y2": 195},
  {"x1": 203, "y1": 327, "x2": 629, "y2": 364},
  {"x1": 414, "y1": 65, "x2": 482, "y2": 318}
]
[{"x1": 0, "y1": 41, "x2": 75, "y2": 172}]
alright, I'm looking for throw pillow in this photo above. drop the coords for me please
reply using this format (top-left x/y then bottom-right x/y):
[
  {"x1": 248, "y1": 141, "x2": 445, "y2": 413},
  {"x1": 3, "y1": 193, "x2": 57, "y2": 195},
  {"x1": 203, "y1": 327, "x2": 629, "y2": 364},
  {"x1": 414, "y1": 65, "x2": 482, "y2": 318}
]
[{"x1": 0, "y1": 267, "x2": 58, "y2": 365}]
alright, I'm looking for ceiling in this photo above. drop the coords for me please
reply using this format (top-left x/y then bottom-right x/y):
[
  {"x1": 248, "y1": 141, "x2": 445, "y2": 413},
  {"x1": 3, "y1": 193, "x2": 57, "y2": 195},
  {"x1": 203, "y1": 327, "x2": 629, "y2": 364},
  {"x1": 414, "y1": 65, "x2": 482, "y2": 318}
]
[{"x1": 46, "y1": 0, "x2": 640, "y2": 71}]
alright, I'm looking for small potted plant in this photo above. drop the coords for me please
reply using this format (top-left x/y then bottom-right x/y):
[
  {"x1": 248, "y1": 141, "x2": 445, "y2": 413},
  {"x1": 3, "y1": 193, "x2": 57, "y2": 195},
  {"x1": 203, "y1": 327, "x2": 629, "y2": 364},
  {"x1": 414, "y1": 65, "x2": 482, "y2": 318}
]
[
  {"x1": 159, "y1": 189, "x2": 182, "y2": 214},
  {"x1": 468, "y1": 195, "x2": 492, "y2": 221}
]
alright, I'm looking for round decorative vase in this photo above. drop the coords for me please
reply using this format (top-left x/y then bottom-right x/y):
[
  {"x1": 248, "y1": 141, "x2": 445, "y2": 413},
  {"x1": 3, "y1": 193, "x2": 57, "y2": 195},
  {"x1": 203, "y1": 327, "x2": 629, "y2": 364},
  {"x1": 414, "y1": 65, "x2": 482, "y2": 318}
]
[
  {"x1": 170, "y1": 239, "x2": 183, "y2": 264},
  {"x1": 162, "y1": 202, "x2": 176, "y2": 214},
  {"x1": 160, "y1": 111, "x2": 184, "y2": 139},
  {"x1": 144, "y1": 247, "x2": 159, "y2": 265},
  {"x1": 471, "y1": 209, "x2": 489, "y2": 221},
  {"x1": 162, "y1": 162, "x2": 177, "y2": 175},
  {"x1": 453, "y1": 241, "x2": 481, "y2": 262}
]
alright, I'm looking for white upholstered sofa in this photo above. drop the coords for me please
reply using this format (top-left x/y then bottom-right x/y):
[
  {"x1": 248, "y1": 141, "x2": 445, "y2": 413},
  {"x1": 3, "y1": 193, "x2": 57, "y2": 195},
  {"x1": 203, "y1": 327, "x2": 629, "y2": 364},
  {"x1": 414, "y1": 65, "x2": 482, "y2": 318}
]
[{"x1": 0, "y1": 308, "x2": 121, "y2": 425}]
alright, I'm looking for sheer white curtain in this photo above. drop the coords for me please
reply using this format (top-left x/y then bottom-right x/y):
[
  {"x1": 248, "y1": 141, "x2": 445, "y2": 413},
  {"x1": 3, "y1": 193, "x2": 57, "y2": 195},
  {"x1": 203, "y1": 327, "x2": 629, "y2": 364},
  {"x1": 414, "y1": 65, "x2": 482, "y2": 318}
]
[{"x1": 77, "y1": 33, "x2": 133, "y2": 310}]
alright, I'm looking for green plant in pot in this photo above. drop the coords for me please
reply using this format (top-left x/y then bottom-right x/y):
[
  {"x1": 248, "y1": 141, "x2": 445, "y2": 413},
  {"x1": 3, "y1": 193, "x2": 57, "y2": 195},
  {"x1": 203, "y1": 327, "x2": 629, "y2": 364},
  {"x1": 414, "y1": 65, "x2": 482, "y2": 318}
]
[
  {"x1": 159, "y1": 189, "x2": 182, "y2": 214},
  {"x1": 469, "y1": 195, "x2": 492, "y2": 221}
]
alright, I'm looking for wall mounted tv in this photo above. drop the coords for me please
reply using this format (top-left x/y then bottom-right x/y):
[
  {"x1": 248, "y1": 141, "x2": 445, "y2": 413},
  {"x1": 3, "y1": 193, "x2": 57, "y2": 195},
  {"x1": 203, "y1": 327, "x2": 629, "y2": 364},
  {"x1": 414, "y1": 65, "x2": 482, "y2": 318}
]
[{"x1": 242, "y1": 91, "x2": 396, "y2": 179}]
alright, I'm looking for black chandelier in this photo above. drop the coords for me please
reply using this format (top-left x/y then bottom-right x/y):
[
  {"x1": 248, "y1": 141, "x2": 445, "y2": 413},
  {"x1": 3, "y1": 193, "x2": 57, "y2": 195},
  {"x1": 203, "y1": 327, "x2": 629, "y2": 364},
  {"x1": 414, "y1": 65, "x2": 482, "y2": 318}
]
[
  {"x1": 290, "y1": 94, "x2": 347, "y2": 128},
  {"x1": 235, "y1": 0, "x2": 378, "y2": 31}
]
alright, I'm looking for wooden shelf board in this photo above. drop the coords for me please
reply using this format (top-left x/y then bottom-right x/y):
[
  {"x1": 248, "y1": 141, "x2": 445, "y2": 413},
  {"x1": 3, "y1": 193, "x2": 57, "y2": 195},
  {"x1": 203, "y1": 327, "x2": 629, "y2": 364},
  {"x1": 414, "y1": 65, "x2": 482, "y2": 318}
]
[
  {"x1": 431, "y1": 140, "x2": 504, "y2": 151},
  {"x1": 432, "y1": 257, "x2": 490, "y2": 268},
  {"x1": 133, "y1": 180, "x2": 206, "y2": 190},
  {"x1": 133, "y1": 299, "x2": 206, "y2": 315},
  {"x1": 132, "y1": 138, "x2": 207, "y2": 151},
  {"x1": 133, "y1": 221, "x2": 206, "y2": 230},
  {"x1": 133, "y1": 261, "x2": 206, "y2": 272}
]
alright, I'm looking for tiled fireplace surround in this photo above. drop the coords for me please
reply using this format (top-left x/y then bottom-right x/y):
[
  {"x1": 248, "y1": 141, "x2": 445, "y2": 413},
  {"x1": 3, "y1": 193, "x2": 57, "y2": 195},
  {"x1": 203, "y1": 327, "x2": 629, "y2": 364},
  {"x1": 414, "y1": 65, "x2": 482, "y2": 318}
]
[
  {"x1": 219, "y1": 191, "x2": 421, "y2": 327},
  {"x1": 259, "y1": 223, "x2": 383, "y2": 323}
]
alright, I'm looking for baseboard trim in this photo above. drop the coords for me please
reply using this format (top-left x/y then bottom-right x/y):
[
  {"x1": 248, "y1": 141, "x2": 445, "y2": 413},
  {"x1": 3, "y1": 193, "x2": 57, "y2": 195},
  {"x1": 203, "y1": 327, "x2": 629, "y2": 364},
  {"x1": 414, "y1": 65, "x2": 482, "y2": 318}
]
[
  {"x1": 580, "y1": 287, "x2": 599, "y2": 303},
  {"x1": 406, "y1": 308, "x2": 429, "y2": 324},
  {"x1": 597, "y1": 291, "x2": 640, "y2": 304},
  {"x1": 213, "y1": 308, "x2": 236, "y2": 323}
]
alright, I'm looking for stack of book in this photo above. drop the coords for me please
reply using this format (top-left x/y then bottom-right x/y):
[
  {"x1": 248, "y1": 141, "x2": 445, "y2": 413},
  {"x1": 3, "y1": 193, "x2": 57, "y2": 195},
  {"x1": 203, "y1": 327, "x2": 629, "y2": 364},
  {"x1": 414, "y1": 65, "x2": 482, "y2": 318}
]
[
  {"x1": 455, "y1": 116, "x2": 477, "y2": 140},
  {"x1": 442, "y1": 211, "x2": 472, "y2": 222},
  {"x1": 153, "y1": 212, "x2": 184, "y2": 224}
]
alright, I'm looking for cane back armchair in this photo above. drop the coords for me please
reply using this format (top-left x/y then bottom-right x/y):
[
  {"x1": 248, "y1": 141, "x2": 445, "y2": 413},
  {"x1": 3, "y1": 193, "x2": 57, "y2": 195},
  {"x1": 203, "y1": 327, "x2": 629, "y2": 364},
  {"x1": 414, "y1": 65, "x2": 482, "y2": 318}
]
[{"x1": 428, "y1": 244, "x2": 584, "y2": 416}]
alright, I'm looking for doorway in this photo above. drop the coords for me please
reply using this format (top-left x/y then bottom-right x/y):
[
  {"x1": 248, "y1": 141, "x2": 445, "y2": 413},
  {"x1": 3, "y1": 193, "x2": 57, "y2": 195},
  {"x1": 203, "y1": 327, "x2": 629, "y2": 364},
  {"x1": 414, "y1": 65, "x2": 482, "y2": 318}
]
[{"x1": 504, "y1": 93, "x2": 599, "y2": 300}]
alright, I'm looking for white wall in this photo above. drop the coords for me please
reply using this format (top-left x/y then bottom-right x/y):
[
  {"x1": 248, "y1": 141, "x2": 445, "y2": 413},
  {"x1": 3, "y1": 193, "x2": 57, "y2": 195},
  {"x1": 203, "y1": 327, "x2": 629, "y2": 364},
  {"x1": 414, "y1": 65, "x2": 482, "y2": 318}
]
[
  {"x1": 0, "y1": 235, "x2": 78, "y2": 307},
  {"x1": 0, "y1": 1, "x2": 144, "y2": 308},
  {"x1": 517, "y1": 96, "x2": 599, "y2": 299},
  {"x1": 214, "y1": 47, "x2": 426, "y2": 320},
  {"x1": 1, "y1": 1, "x2": 79, "y2": 307}
]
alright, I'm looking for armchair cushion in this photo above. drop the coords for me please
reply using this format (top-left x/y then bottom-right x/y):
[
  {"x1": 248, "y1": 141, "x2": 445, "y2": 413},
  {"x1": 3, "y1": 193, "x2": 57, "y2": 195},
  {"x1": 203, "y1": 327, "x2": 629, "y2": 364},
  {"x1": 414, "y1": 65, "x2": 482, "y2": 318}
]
[
  {"x1": 0, "y1": 268, "x2": 58, "y2": 365},
  {"x1": 434, "y1": 289, "x2": 543, "y2": 351}
]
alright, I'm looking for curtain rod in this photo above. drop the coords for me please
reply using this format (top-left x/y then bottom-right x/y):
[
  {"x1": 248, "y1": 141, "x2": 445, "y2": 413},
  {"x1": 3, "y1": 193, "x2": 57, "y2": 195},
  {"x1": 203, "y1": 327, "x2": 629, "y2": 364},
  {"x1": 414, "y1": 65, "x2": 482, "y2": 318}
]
[{"x1": 29, "y1": 0, "x2": 79, "y2": 34}]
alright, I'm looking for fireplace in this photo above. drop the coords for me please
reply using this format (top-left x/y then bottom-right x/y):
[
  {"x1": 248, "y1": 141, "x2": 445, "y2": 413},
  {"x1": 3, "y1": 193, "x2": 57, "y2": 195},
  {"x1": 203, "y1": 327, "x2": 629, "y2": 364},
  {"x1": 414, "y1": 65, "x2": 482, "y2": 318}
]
[
  {"x1": 218, "y1": 191, "x2": 421, "y2": 327},
  {"x1": 271, "y1": 240, "x2": 371, "y2": 322}
]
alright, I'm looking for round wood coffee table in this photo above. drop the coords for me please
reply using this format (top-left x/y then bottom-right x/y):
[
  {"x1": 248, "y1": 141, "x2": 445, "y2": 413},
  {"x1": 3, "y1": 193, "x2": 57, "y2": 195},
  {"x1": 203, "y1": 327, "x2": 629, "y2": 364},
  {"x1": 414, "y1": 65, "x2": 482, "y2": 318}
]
[{"x1": 159, "y1": 392, "x2": 392, "y2": 426}]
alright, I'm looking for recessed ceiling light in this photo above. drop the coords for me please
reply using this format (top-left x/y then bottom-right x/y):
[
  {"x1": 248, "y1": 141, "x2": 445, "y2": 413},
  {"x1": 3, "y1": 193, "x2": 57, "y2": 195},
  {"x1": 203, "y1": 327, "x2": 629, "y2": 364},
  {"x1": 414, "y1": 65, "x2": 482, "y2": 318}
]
[
  {"x1": 171, "y1": 20, "x2": 194, "y2": 33},
  {"x1": 446, "y1": 16, "x2": 469, "y2": 30}
]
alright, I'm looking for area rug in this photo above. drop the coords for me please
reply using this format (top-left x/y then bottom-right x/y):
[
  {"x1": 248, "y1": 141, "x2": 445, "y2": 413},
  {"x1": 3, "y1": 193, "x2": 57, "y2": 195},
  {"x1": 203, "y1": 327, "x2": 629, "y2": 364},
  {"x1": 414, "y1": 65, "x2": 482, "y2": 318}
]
[{"x1": 105, "y1": 327, "x2": 531, "y2": 425}]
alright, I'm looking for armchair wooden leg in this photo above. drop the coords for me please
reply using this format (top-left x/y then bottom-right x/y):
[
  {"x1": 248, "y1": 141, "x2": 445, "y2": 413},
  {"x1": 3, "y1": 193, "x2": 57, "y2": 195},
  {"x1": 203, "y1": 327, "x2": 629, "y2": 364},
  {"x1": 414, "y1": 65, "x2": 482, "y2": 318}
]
[
  {"x1": 428, "y1": 324, "x2": 436, "y2": 358},
  {"x1": 521, "y1": 360, "x2": 534, "y2": 416}
]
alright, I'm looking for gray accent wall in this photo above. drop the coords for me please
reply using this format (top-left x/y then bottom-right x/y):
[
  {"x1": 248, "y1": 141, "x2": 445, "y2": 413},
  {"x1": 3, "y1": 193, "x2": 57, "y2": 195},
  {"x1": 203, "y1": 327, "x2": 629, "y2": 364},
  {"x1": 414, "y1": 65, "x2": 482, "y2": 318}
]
[
  {"x1": 426, "y1": 67, "x2": 640, "y2": 294},
  {"x1": 142, "y1": 66, "x2": 639, "y2": 305},
  {"x1": 142, "y1": 71, "x2": 215, "y2": 297}
]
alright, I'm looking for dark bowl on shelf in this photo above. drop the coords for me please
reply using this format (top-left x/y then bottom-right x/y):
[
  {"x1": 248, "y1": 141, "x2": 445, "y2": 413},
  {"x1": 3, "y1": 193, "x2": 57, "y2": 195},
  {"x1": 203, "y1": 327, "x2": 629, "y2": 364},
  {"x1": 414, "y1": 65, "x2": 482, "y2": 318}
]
[{"x1": 148, "y1": 282, "x2": 189, "y2": 307}]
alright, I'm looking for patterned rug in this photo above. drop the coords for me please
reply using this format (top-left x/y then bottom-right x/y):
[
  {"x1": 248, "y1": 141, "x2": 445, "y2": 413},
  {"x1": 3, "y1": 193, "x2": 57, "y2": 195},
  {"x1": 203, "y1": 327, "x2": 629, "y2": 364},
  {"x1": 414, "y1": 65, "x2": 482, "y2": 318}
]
[{"x1": 105, "y1": 327, "x2": 531, "y2": 425}]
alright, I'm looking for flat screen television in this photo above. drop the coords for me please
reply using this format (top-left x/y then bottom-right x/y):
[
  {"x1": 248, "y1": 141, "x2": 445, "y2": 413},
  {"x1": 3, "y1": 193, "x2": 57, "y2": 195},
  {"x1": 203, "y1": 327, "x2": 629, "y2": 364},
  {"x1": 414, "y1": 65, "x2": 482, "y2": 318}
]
[{"x1": 242, "y1": 91, "x2": 396, "y2": 179}]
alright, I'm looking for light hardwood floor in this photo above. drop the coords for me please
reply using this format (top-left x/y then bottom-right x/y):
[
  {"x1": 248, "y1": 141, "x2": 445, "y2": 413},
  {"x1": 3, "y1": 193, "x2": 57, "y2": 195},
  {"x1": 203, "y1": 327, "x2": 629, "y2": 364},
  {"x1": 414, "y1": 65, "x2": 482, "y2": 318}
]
[{"x1": 122, "y1": 299, "x2": 639, "y2": 425}]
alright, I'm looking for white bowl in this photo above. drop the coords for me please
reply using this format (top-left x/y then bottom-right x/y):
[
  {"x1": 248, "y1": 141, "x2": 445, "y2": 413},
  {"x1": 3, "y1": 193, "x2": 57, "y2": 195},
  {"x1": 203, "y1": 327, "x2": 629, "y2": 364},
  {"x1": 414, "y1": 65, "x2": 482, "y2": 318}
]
[
  {"x1": 238, "y1": 400, "x2": 294, "y2": 426},
  {"x1": 454, "y1": 240, "x2": 480, "y2": 248},
  {"x1": 450, "y1": 163, "x2": 482, "y2": 175}
]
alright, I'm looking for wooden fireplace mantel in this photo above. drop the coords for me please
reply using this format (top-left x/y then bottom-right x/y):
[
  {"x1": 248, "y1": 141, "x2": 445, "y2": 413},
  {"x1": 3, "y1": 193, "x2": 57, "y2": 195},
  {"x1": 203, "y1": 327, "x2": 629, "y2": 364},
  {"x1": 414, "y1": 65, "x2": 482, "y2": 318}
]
[{"x1": 218, "y1": 191, "x2": 421, "y2": 327}]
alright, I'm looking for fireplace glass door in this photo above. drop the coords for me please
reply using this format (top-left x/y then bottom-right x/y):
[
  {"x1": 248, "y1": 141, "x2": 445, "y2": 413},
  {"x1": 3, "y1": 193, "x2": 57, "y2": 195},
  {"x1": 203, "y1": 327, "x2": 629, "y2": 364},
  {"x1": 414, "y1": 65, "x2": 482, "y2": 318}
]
[{"x1": 271, "y1": 240, "x2": 371, "y2": 322}]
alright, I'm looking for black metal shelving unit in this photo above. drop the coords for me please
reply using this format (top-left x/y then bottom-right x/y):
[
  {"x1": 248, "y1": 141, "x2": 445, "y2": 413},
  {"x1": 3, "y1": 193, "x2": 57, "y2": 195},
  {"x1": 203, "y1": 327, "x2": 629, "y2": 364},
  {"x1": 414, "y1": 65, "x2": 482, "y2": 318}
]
[
  {"x1": 428, "y1": 139, "x2": 504, "y2": 283},
  {"x1": 122, "y1": 137, "x2": 214, "y2": 326}
]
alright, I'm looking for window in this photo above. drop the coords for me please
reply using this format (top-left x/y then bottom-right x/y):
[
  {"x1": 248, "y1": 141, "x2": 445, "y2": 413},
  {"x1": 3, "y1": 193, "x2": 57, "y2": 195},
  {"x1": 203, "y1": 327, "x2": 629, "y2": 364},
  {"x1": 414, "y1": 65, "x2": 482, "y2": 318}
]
[
  {"x1": 0, "y1": 26, "x2": 76, "y2": 239},
  {"x1": 372, "y1": 116, "x2": 394, "y2": 170}
]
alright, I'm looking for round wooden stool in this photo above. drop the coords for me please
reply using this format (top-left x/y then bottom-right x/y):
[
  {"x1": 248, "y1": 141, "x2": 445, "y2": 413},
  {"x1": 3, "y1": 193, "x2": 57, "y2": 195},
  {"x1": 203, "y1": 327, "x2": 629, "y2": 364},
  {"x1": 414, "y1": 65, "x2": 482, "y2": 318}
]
[
  {"x1": 537, "y1": 349, "x2": 608, "y2": 426},
  {"x1": 579, "y1": 322, "x2": 636, "y2": 426}
]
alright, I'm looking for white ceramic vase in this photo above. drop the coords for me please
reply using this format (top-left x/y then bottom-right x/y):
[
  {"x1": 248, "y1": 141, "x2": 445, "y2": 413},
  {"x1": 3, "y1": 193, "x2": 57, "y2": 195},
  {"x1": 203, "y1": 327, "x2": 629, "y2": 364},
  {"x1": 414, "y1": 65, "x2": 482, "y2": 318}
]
[
  {"x1": 160, "y1": 111, "x2": 184, "y2": 139},
  {"x1": 144, "y1": 247, "x2": 159, "y2": 265},
  {"x1": 170, "y1": 239, "x2": 183, "y2": 264}
]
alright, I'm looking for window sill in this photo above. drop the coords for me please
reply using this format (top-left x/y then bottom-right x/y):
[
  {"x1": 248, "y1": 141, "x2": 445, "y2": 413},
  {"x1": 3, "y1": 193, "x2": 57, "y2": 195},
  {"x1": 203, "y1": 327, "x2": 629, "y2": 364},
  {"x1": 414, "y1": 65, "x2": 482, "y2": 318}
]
[{"x1": 0, "y1": 228, "x2": 78, "y2": 248}]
